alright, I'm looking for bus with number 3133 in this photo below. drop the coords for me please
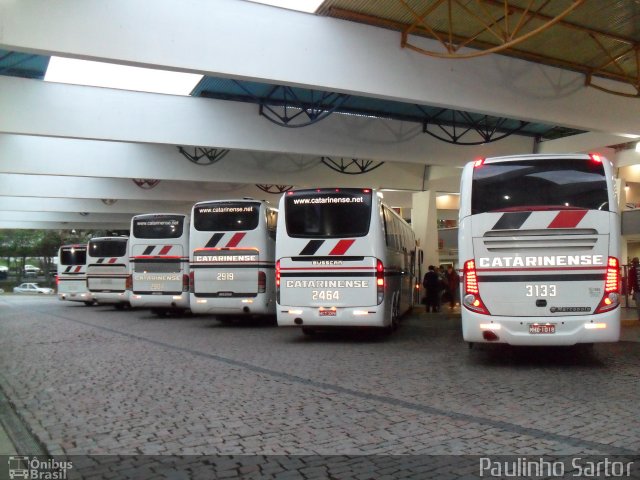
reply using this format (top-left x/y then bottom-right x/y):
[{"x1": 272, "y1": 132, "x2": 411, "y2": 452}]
[{"x1": 458, "y1": 153, "x2": 620, "y2": 346}]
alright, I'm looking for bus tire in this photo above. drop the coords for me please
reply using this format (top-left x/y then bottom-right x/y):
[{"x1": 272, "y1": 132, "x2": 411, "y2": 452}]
[
  {"x1": 114, "y1": 303, "x2": 125, "y2": 311},
  {"x1": 84, "y1": 301, "x2": 94, "y2": 306},
  {"x1": 391, "y1": 295, "x2": 401, "y2": 330}
]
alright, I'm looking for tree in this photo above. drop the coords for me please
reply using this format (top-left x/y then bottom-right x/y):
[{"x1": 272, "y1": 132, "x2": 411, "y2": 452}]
[{"x1": 0, "y1": 229, "x2": 101, "y2": 274}]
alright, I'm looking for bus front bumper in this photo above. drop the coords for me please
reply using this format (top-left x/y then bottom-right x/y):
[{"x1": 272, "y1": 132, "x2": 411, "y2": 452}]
[
  {"x1": 190, "y1": 295, "x2": 274, "y2": 315},
  {"x1": 130, "y1": 293, "x2": 189, "y2": 310},
  {"x1": 277, "y1": 305, "x2": 386, "y2": 328},
  {"x1": 58, "y1": 292, "x2": 93, "y2": 302},
  {"x1": 462, "y1": 308, "x2": 620, "y2": 345},
  {"x1": 92, "y1": 291, "x2": 130, "y2": 305}
]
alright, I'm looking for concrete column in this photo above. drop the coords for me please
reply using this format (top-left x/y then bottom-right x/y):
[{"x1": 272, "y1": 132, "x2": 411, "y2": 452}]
[
  {"x1": 616, "y1": 176, "x2": 629, "y2": 264},
  {"x1": 411, "y1": 190, "x2": 440, "y2": 275}
]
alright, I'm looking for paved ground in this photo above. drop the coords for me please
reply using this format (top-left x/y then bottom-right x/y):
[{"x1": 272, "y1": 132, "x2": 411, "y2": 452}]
[{"x1": 0, "y1": 295, "x2": 639, "y2": 478}]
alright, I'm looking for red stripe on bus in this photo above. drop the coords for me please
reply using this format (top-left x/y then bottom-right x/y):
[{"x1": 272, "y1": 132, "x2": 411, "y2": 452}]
[
  {"x1": 547, "y1": 210, "x2": 587, "y2": 228},
  {"x1": 74, "y1": 266, "x2": 82, "y2": 273},
  {"x1": 329, "y1": 239, "x2": 355, "y2": 255},
  {"x1": 158, "y1": 246, "x2": 172, "y2": 255},
  {"x1": 226, "y1": 232, "x2": 246, "y2": 247},
  {"x1": 108, "y1": 258, "x2": 117, "y2": 264}
]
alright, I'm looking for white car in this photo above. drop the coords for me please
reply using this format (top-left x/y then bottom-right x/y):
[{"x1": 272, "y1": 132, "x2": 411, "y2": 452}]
[
  {"x1": 13, "y1": 283, "x2": 54, "y2": 295},
  {"x1": 23, "y1": 265, "x2": 41, "y2": 276},
  {"x1": 0, "y1": 265, "x2": 8, "y2": 272}
]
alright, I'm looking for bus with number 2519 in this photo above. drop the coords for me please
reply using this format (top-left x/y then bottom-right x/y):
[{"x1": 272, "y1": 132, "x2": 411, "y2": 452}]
[{"x1": 189, "y1": 199, "x2": 278, "y2": 317}]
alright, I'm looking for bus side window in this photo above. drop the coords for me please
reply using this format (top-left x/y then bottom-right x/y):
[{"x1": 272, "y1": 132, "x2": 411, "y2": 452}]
[
  {"x1": 266, "y1": 208, "x2": 278, "y2": 240},
  {"x1": 382, "y1": 207, "x2": 391, "y2": 247},
  {"x1": 385, "y1": 207, "x2": 396, "y2": 249}
]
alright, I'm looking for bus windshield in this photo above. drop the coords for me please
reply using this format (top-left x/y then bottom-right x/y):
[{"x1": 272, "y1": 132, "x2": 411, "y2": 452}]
[
  {"x1": 285, "y1": 189, "x2": 372, "y2": 238},
  {"x1": 89, "y1": 239, "x2": 127, "y2": 257},
  {"x1": 194, "y1": 202, "x2": 260, "y2": 231},
  {"x1": 60, "y1": 247, "x2": 87, "y2": 265},
  {"x1": 471, "y1": 159, "x2": 609, "y2": 214},
  {"x1": 133, "y1": 215, "x2": 184, "y2": 239}
]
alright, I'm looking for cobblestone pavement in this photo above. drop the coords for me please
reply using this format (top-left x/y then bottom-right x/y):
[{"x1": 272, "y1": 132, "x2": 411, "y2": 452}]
[{"x1": 0, "y1": 295, "x2": 639, "y2": 478}]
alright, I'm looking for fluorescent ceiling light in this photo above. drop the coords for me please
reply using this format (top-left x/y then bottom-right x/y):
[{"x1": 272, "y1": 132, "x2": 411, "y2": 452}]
[
  {"x1": 246, "y1": 0, "x2": 324, "y2": 13},
  {"x1": 45, "y1": 57, "x2": 203, "y2": 96}
]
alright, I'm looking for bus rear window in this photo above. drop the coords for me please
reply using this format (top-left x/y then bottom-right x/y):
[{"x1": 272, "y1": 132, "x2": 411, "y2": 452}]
[
  {"x1": 89, "y1": 239, "x2": 127, "y2": 257},
  {"x1": 60, "y1": 247, "x2": 87, "y2": 265},
  {"x1": 194, "y1": 202, "x2": 260, "y2": 231},
  {"x1": 133, "y1": 215, "x2": 184, "y2": 239},
  {"x1": 285, "y1": 189, "x2": 372, "y2": 238},
  {"x1": 471, "y1": 158, "x2": 609, "y2": 214}
]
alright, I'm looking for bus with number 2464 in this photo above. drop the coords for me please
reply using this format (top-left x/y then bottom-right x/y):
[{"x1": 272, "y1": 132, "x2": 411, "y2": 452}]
[{"x1": 276, "y1": 187, "x2": 417, "y2": 335}]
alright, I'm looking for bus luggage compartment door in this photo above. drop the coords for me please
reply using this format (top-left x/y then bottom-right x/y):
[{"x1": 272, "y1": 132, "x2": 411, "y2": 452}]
[
  {"x1": 278, "y1": 256, "x2": 378, "y2": 307},
  {"x1": 471, "y1": 232, "x2": 610, "y2": 317},
  {"x1": 87, "y1": 265, "x2": 127, "y2": 292},
  {"x1": 192, "y1": 248, "x2": 260, "y2": 298}
]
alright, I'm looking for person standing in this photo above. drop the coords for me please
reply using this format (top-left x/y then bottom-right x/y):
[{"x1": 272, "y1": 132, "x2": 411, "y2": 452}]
[
  {"x1": 446, "y1": 265, "x2": 460, "y2": 309},
  {"x1": 422, "y1": 265, "x2": 441, "y2": 313},
  {"x1": 628, "y1": 257, "x2": 640, "y2": 320}
]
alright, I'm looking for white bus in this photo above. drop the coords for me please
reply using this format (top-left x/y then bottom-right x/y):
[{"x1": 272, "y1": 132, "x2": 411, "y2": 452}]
[
  {"x1": 87, "y1": 236, "x2": 131, "y2": 309},
  {"x1": 459, "y1": 153, "x2": 620, "y2": 346},
  {"x1": 57, "y1": 243, "x2": 93, "y2": 305},
  {"x1": 189, "y1": 199, "x2": 278, "y2": 316},
  {"x1": 276, "y1": 188, "x2": 417, "y2": 334},
  {"x1": 129, "y1": 213, "x2": 190, "y2": 315}
]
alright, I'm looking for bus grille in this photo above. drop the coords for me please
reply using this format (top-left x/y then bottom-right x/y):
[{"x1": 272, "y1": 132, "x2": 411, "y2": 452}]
[{"x1": 483, "y1": 229, "x2": 598, "y2": 252}]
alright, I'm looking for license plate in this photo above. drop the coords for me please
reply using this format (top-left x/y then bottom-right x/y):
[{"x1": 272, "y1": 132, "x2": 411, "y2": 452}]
[
  {"x1": 529, "y1": 323, "x2": 556, "y2": 334},
  {"x1": 319, "y1": 309, "x2": 336, "y2": 317}
]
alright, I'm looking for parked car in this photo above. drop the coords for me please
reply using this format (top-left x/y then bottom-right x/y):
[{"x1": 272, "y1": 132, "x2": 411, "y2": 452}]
[
  {"x1": 13, "y1": 283, "x2": 54, "y2": 295},
  {"x1": 24, "y1": 265, "x2": 41, "y2": 276}
]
